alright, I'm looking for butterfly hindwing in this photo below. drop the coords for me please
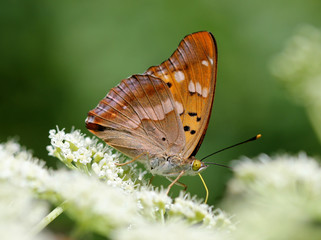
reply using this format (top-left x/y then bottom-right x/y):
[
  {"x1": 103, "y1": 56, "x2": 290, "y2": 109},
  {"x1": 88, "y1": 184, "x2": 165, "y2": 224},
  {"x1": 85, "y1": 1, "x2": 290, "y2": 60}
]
[
  {"x1": 145, "y1": 31, "x2": 217, "y2": 158},
  {"x1": 86, "y1": 74, "x2": 186, "y2": 159}
]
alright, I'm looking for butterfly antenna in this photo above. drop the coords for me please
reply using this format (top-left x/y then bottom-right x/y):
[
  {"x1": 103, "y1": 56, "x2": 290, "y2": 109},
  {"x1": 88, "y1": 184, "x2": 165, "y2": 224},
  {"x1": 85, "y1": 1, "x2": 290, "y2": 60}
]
[
  {"x1": 203, "y1": 162, "x2": 232, "y2": 169},
  {"x1": 200, "y1": 134, "x2": 261, "y2": 161}
]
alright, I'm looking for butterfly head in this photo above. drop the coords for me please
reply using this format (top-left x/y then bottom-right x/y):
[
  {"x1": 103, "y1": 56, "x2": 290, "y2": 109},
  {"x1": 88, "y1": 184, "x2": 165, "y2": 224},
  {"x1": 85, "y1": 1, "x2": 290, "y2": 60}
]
[{"x1": 187, "y1": 156, "x2": 208, "y2": 175}]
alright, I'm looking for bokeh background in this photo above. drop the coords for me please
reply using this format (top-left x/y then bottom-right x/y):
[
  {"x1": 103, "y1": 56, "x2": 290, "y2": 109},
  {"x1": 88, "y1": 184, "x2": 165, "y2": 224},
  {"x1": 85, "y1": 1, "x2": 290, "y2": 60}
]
[{"x1": 1, "y1": 0, "x2": 321, "y2": 208}]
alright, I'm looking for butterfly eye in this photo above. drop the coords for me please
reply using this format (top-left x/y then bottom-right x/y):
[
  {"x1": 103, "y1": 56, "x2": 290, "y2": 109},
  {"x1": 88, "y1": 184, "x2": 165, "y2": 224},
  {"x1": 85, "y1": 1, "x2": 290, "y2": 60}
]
[{"x1": 192, "y1": 160, "x2": 202, "y2": 171}]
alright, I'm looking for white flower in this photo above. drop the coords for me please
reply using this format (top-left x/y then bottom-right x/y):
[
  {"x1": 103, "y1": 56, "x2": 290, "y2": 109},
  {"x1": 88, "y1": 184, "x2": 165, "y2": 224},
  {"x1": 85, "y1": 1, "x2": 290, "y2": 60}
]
[
  {"x1": 135, "y1": 187, "x2": 172, "y2": 220},
  {"x1": 1, "y1": 133, "x2": 234, "y2": 239},
  {"x1": 49, "y1": 170, "x2": 140, "y2": 236},
  {"x1": 270, "y1": 25, "x2": 321, "y2": 143},
  {"x1": 226, "y1": 153, "x2": 321, "y2": 240},
  {"x1": 169, "y1": 193, "x2": 234, "y2": 230},
  {"x1": 270, "y1": 25, "x2": 321, "y2": 107},
  {"x1": 169, "y1": 194, "x2": 209, "y2": 221},
  {"x1": 0, "y1": 181, "x2": 52, "y2": 240},
  {"x1": 46, "y1": 128, "x2": 235, "y2": 232},
  {"x1": 47, "y1": 127, "x2": 147, "y2": 191},
  {"x1": 113, "y1": 221, "x2": 229, "y2": 240},
  {"x1": 0, "y1": 141, "x2": 51, "y2": 194},
  {"x1": 229, "y1": 153, "x2": 321, "y2": 196}
]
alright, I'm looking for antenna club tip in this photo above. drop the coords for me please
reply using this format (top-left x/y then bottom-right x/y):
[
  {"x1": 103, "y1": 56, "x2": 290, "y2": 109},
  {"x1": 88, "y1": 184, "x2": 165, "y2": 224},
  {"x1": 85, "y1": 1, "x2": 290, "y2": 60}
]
[{"x1": 256, "y1": 134, "x2": 262, "y2": 139}]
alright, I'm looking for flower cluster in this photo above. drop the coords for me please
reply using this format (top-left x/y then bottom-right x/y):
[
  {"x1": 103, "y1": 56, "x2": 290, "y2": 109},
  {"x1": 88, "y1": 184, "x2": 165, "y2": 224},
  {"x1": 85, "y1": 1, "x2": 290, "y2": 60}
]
[
  {"x1": 169, "y1": 193, "x2": 233, "y2": 229},
  {"x1": 113, "y1": 221, "x2": 229, "y2": 240},
  {"x1": 47, "y1": 127, "x2": 146, "y2": 192},
  {"x1": 0, "y1": 140, "x2": 51, "y2": 195},
  {"x1": 0, "y1": 142, "x2": 52, "y2": 240},
  {"x1": 0, "y1": 129, "x2": 234, "y2": 239},
  {"x1": 0, "y1": 181, "x2": 52, "y2": 240},
  {"x1": 225, "y1": 153, "x2": 321, "y2": 240},
  {"x1": 270, "y1": 25, "x2": 321, "y2": 106},
  {"x1": 228, "y1": 153, "x2": 321, "y2": 196},
  {"x1": 3, "y1": 127, "x2": 321, "y2": 240},
  {"x1": 270, "y1": 25, "x2": 321, "y2": 142},
  {"x1": 50, "y1": 171, "x2": 140, "y2": 236},
  {"x1": 46, "y1": 128, "x2": 234, "y2": 231}
]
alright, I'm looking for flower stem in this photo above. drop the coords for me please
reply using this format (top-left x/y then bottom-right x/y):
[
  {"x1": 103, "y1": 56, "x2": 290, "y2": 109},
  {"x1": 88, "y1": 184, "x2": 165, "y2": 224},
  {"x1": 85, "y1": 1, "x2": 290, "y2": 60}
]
[
  {"x1": 307, "y1": 106, "x2": 321, "y2": 144},
  {"x1": 30, "y1": 201, "x2": 68, "y2": 236}
]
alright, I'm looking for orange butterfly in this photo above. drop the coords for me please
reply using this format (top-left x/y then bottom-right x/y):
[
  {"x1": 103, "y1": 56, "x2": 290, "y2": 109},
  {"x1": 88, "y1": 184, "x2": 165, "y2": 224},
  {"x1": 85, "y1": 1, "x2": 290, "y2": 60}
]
[{"x1": 86, "y1": 31, "x2": 217, "y2": 201}]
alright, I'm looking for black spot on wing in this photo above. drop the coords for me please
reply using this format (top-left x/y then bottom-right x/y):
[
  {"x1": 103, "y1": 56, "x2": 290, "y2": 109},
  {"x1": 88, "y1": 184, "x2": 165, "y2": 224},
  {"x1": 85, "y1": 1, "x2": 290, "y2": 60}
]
[
  {"x1": 86, "y1": 122, "x2": 106, "y2": 132},
  {"x1": 188, "y1": 112, "x2": 197, "y2": 117}
]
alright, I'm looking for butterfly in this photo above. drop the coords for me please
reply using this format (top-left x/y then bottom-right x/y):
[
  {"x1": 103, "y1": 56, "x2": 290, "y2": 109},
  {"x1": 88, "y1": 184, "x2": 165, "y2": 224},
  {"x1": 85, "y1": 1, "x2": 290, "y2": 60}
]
[{"x1": 86, "y1": 31, "x2": 217, "y2": 200}]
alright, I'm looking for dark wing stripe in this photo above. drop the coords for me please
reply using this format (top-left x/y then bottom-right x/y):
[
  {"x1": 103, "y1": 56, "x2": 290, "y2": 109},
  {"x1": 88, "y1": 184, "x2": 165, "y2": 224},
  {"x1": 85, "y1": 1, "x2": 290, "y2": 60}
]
[
  {"x1": 100, "y1": 97, "x2": 141, "y2": 128},
  {"x1": 135, "y1": 75, "x2": 167, "y2": 136},
  {"x1": 88, "y1": 110, "x2": 162, "y2": 147},
  {"x1": 149, "y1": 75, "x2": 181, "y2": 146},
  {"x1": 112, "y1": 86, "x2": 147, "y2": 133},
  {"x1": 123, "y1": 76, "x2": 165, "y2": 141},
  {"x1": 161, "y1": 78, "x2": 184, "y2": 146}
]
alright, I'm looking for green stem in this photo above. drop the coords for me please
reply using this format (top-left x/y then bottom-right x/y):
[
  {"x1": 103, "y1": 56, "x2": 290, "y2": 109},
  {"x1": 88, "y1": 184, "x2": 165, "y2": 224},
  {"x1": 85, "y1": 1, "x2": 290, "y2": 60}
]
[
  {"x1": 30, "y1": 201, "x2": 68, "y2": 236},
  {"x1": 307, "y1": 106, "x2": 321, "y2": 145}
]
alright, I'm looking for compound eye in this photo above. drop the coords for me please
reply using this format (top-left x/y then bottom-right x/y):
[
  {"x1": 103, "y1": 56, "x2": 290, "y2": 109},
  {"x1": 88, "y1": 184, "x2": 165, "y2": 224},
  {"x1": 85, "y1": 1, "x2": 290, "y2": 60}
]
[{"x1": 192, "y1": 160, "x2": 202, "y2": 171}]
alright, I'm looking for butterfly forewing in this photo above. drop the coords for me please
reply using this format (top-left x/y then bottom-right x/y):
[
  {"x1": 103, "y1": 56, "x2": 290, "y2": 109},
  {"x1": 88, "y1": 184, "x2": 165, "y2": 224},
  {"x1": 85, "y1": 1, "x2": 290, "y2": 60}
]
[
  {"x1": 145, "y1": 31, "x2": 217, "y2": 158},
  {"x1": 86, "y1": 74, "x2": 185, "y2": 159}
]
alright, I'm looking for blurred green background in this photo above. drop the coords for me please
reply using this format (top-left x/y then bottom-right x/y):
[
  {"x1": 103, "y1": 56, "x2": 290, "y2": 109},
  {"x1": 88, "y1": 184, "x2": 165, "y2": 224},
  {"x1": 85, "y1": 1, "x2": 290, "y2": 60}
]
[{"x1": 1, "y1": 0, "x2": 321, "y2": 206}]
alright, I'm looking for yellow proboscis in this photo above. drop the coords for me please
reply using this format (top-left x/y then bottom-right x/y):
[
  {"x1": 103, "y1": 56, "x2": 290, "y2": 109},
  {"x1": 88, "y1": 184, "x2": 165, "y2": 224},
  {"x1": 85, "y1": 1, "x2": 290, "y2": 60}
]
[{"x1": 198, "y1": 173, "x2": 208, "y2": 204}]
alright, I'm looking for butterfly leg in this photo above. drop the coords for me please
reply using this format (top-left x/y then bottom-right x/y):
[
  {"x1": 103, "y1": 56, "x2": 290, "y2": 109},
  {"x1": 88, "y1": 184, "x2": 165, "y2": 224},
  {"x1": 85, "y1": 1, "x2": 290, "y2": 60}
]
[
  {"x1": 166, "y1": 177, "x2": 187, "y2": 191},
  {"x1": 115, "y1": 152, "x2": 146, "y2": 166},
  {"x1": 166, "y1": 170, "x2": 185, "y2": 195}
]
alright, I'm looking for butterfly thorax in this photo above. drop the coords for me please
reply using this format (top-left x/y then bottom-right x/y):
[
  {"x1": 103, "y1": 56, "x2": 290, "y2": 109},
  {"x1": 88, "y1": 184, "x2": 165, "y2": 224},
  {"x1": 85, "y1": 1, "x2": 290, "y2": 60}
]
[{"x1": 148, "y1": 155, "x2": 207, "y2": 177}]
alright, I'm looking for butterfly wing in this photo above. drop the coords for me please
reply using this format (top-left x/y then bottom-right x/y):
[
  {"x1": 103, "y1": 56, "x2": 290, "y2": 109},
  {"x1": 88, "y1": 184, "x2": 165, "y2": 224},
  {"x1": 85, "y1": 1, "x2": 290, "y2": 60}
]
[
  {"x1": 145, "y1": 31, "x2": 217, "y2": 158},
  {"x1": 86, "y1": 74, "x2": 185, "y2": 159}
]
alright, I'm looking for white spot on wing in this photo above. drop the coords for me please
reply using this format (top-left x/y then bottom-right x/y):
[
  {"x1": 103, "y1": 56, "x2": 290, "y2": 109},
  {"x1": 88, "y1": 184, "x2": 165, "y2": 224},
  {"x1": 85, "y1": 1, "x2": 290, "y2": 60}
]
[
  {"x1": 163, "y1": 98, "x2": 174, "y2": 114},
  {"x1": 188, "y1": 81, "x2": 195, "y2": 93},
  {"x1": 202, "y1": 88, "x2": 208, "y2": 98},
  {"x1": 175, "y1": 101, "x2": 184, "y2": 115},
  {"x1": 196, "y1": 82, "x2": 202, "y2": 95},
  {"x1": 209, "y1": 58, "x2": 213, "y2": 65},
  {"x1": 174, "y1": 71, "x2": 185, "y2": 82},
  {"x1": 202, "y1": 60, "x2": 209, "y2": 66}
]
